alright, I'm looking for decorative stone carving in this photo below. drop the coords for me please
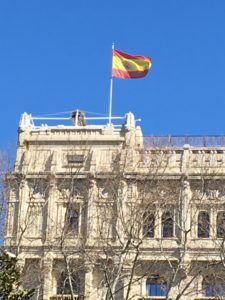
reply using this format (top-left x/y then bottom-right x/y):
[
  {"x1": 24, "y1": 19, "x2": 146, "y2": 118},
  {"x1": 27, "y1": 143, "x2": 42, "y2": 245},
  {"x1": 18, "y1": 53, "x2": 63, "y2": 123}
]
[
  {"x1": 193, "y1": 189, "x2": 206, "y2": 200},
  {"x1": 207, "y1": 189, "x2": 219, "y2": 199},
  {"x1": 124, "y1": 112, "x2": 135, "y2": 130},
  {"x1": 59, "y1": 187, "x2": 83, "y2": 202},
  {"x1": 9, "y1": 189, "x2": 18, "y2": 201},
  {"x1": 193, "y1": 189, "x2": 225, "y2": 200},
  {"x1": 60, "y1": 188, "x2": 70, "y2": 200},
  {"x1": 99, "y1": 187, "x2": 109, "y2": 199},
  {"x1": 29, "y1": 186, "x2": 46, "y2": 202},
  {"x1": 32, "y1": 192, "x2": 45, "y2": 201},
  {"x1": 19, "y1": 112, "x2": 33, "y2": 129},
  {"x1": 159, "y1": 190, "x2": 167, "y2": 199},
  {"x1": 182, "y1": 180, "x2": 193, "y2": 202}
]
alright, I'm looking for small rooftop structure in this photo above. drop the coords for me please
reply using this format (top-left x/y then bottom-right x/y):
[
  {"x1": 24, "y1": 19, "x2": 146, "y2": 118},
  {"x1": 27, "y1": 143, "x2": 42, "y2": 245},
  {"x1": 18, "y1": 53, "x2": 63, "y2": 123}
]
[{"x1": 19, "y1": 110, "x2": 139, "y2": 131}]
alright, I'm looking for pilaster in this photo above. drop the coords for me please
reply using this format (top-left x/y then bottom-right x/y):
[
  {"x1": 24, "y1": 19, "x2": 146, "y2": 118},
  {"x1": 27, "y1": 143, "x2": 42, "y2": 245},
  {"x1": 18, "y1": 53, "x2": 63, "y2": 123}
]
[
  {"x1": 181, "y1": 144, "x2": 191, "y2": 173},
  {"x1": 180, "y1": 179, "x2": 192, "y2": 246},
  {"x1": 45, "y1": 175, "x2": 58, "y2": 243},
  {"x1": 42, "y1": 254, "x2": 53, "y2": 300},
  {"x1": 85, "y1": 267, "x2": 98, "y2": 300},
  {"x1": 87, "y1": 179, "x2": 98, "y2": 241},
  {"x1": 16, "y1": 179, "x2": 29, "y2": 247}
]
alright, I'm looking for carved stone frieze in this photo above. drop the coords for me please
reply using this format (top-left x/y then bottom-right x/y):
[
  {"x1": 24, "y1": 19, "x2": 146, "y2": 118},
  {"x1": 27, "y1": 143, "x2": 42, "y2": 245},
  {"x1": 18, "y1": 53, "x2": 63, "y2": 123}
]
[{"x1": 193, "y1": 189, "x2": 225, "y2": 201}]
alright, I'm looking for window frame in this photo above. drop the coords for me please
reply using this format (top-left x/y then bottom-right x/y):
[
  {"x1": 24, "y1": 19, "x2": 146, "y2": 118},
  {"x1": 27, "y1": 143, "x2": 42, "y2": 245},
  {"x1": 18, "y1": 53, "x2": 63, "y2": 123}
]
[
  {"x1": 198, "y1": 211, "x2": 210, "y2": 238},
  {"x1": 64, "y1": 204, "x2": 80, "y2": 235},
  {"x1": 57, "y1": 270, "x2": 81, "y2": 295},
  {"x1": 143, "y1": 212, "x2": 155, "y2": 238},
  {"x1": 162, "y1": 211, "x2": 174, "y2": 238},
  {"x1": 202, "y1": 276, "x2": 225, "y2": 297},
  {"x1": 216, "y1": 211, "x2": 225, "y2": 238},
  {"x1": 146, "y1": 275, "x2": 168, "y2": 297}
]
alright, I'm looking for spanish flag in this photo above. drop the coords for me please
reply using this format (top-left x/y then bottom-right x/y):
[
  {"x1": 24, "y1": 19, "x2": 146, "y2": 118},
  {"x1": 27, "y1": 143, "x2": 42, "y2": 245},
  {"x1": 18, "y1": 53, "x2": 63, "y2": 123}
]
[{"x1": 112, "y1": 49, "x2": 152, "y2": 79}]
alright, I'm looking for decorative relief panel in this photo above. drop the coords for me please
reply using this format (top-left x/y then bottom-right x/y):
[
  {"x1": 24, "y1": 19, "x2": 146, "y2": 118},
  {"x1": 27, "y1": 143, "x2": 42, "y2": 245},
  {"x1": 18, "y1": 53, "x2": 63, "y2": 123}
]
[
  {"x1": 193, "y1": 189, "x2": 225, "y2": 201},
  {"x1": 26, "y1": 202, "x2": 46, "y2": 238},
  {"x1": 59, "y1": 188, "x2": 84, "y2": 203},
  {"x1": 6, "y1": 201, "x2": 19, "y2": 237},
  {"x1": 96, "y1": 180, "x2": 117, "y2": 203}
]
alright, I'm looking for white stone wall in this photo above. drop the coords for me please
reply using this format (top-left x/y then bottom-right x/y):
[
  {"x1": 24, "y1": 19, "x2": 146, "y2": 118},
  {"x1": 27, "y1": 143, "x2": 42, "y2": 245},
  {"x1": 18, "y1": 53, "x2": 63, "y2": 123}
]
[{"x1": 5, "y1": 114, "x2": 225, "y2": 299}]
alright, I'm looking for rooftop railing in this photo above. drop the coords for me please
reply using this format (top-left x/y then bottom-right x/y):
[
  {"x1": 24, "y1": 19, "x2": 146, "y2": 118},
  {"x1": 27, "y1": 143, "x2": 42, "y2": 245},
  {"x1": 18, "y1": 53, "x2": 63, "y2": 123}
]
[{"x1": 144, "y1": 136, "x2": 225, "y2": 148}]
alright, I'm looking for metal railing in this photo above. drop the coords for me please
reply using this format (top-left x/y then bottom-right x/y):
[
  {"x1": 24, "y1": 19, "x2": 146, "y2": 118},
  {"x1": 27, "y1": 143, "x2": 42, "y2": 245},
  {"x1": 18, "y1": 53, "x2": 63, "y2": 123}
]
[{"x1": 144, "y1": 136, "x2": 225, "y2": 148}]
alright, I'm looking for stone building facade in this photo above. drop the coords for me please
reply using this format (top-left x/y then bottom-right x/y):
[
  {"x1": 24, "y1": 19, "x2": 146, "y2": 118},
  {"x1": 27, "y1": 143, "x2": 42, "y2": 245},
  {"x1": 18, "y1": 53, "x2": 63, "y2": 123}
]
[{"x1": 4, "y1": 111, "x2": 225, "y2": 300}]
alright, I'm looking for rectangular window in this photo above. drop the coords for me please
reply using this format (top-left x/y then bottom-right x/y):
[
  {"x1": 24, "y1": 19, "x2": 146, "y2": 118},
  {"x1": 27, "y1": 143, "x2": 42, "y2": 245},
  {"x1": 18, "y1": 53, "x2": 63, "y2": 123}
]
[
  {"x1": 143, "y1": 212, "x2": 155, "y2": 238},
  {"x1": 162, "y1": 211, "x2": 173, "y2": 238},
  {"x1": 67, "y1": 155, "x2": 84, "y2": 165},
  {"x1": 146, "y1": 276, "x2": 168, "y2": 297},
  {"x1": 198, "y1": 211, "x2": 210, "y2": 238},
  {"x1": 65, "y1": 205, "x2": 79, "y2": 235},
  {"x1": 203, "y1": 283, "x2": 225, "y2": 297}
]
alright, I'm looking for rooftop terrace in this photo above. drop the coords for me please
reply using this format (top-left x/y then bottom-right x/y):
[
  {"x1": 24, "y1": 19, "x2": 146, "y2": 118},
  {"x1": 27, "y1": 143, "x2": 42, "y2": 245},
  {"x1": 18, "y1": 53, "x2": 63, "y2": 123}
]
[{"x1": 19, "y1": 111, "x2": 225, "y2": 148}]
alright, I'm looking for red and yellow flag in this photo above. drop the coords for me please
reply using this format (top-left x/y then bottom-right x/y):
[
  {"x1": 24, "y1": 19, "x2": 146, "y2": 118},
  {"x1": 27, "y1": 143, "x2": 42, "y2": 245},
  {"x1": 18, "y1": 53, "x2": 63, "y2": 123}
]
[{"x1": 112, "y1": 49, "x2": 152, "y2": 79}]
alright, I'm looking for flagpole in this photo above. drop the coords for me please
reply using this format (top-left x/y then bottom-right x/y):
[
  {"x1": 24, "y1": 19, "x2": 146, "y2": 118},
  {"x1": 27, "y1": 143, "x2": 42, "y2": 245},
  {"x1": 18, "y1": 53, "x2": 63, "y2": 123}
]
[{"x1": 108, "y1": 43, "x2": 114, "y2": 125}]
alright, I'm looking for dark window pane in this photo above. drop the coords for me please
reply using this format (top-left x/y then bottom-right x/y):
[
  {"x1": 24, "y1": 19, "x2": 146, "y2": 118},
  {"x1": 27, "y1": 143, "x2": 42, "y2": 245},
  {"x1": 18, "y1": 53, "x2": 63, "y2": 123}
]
[
  {"x1": 198, "y1": 211, "x2": 210, "y2": 238},
  {"x1": 57, "y1": 271, "x2": 81, "y2": 295},
  {"x1": 65, "y1": 206, "x2": 79, "y2": 234},
  {"x1": 162, "y1": 212, "x2": 173, "y2": 238},
  {"x1": 217, "y1": 212, "x2": 225, "y2": 238},
  {"x1": 202, "y1": 275, "x2": 225, "y2": 297},
  {"x1": 143, "y1": 213, "x2": 155, "y2": 238},
  {"x1": 67, "y1": 154, "x2": 84, "y2": 164},
  {"x1": 203, "y1": 283, "x2": 225, "y2": 297}
]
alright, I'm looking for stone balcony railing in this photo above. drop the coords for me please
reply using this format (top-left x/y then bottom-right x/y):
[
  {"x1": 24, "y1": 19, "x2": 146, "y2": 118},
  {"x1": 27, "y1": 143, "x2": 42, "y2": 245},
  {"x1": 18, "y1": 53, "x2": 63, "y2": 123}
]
[{"x1": 144, "y1": 135, "x2": 225, "y2": 148}]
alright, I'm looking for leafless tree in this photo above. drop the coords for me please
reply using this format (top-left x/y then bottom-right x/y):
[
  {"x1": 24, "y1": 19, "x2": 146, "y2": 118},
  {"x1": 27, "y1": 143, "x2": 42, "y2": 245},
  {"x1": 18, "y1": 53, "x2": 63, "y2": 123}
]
[{"x1": 5, "y1": 142, "x2": 225, "y2": 300}]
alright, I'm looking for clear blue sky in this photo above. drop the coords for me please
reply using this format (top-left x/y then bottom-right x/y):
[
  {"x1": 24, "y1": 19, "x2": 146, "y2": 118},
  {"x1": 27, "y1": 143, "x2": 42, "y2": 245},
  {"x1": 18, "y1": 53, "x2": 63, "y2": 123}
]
[{"x1": 1, "y1": 0, "x2": 225, "y2": 149}]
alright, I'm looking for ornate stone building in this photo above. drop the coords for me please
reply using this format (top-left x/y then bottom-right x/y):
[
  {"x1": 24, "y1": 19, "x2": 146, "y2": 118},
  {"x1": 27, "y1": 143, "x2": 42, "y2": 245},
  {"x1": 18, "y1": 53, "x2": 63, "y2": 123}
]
[{"x1": 4, "y1": 111, "x2": 225, "y2": 300}]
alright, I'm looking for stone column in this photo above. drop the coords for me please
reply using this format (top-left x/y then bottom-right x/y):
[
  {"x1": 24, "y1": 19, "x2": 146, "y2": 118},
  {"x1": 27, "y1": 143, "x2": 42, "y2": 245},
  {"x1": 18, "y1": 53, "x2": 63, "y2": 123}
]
[
  {"x1": 155, "y1": 207, "x2": 162, "y2": 239},
  {"x1": 210, "y1": 206, "x2": 215, "y2": 239},
  {"x1": 180, "y1": 179, "x2": 192, "y2": 245},
  {"x1": 16, "y1": 179, "x2": 29, "y2": 247},
  {"x1": 181, "y1": 144, "x2": 191, "y2": 173},
  {"x1": 50, "y1": 150, "x2": 58, "y2": 173},
  {"x1": 22, "y1": 149, "x2": 31, "y2": 174},
  {"x1": 45, "y1": 175, "x2": 58, "y2": 243},
  {"x1": 42, "y1": 255, "x2": 53, "y2": 300},
  {"x1": 117, "y1": 180, "x2": 127, "y2": 239},
  {"x1": 17, "y1": 253, "x2": 26, "y2": 273},
  {"x1": 123, "y1": 269, "x2": 135, "y2": 299},
  {"x1": 86, "y1": 179, "x2": 98, "y2": 241},
  {"x1": 85, "y1": 267, "x2": 98, "y2": 300},
  {"x1": 170, "y1": 273, "x2": 199, "y2": 300},
  {"x1": 5, "y1": 191, "x2": 17, "y2": 239}
]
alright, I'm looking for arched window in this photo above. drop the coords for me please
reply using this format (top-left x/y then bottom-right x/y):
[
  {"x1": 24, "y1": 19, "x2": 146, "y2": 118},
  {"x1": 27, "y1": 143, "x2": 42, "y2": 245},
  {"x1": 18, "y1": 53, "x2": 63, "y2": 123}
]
[
  {"x1": 198, "y1": 211, "x2": 210, "y2": 238},
  {"x1": 57, "y1": 271, "x2": 81, "y2": 295},
  {"x1": 146, "y1": 275, "x2": 168, "y2": 296},
  {"x1": 143, "y1": 212, "x2": 155, "y2": 238},
  {"x1": 217, "y1": 212, "x2": 225, "y2": 238},
  {"x1": 202, "y1": 276, "x2": 224, "y2": 297},
  {"x1": 162, "y1": 212, "x2": 173, "y2": 238}
]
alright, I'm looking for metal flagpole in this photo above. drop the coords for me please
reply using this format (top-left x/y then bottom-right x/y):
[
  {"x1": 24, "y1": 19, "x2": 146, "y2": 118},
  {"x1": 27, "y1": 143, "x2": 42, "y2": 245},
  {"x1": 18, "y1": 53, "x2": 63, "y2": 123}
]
[{"x1": 108, "y1": 43, "x2": 115, "y2": 125}]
